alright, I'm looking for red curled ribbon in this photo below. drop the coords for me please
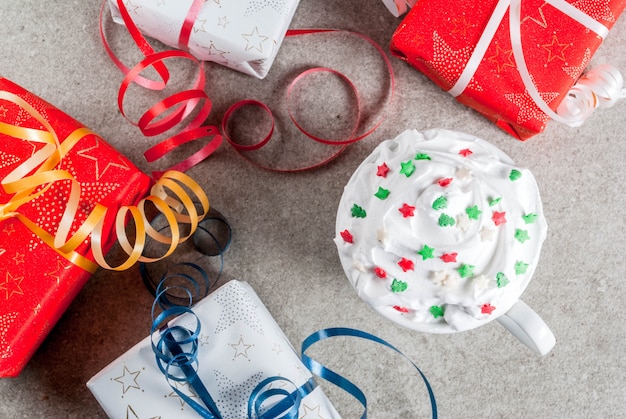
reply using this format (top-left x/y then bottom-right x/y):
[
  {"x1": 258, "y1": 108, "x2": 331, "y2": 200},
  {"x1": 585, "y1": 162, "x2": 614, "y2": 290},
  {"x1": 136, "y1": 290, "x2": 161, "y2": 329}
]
[
  {"x1": 101, "y1": 3, "x2": 395, "y2": 172},
  {"x1": 100, "y1": 0, "x2": 222, "y2": 178}
]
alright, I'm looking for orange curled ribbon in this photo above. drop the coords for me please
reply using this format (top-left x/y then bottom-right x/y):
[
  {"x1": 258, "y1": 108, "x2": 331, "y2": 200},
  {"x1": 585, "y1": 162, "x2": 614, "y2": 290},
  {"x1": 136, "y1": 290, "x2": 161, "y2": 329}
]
[{"x1": 0, "y1": 91, "x2": 209, "y2": 273}]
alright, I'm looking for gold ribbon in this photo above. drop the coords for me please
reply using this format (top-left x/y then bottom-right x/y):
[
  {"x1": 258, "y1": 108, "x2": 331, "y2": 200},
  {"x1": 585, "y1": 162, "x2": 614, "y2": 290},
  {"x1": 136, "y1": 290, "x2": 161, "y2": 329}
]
[{"x1": 0, "y1": 90, "x2": 208, "y2": 273}]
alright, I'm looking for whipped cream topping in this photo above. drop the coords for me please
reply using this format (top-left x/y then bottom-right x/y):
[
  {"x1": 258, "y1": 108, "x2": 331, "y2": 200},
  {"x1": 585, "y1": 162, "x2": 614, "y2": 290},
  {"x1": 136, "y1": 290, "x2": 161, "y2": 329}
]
[{"x1": 335, "y1": 129, "x2": 547, "y2": 332}]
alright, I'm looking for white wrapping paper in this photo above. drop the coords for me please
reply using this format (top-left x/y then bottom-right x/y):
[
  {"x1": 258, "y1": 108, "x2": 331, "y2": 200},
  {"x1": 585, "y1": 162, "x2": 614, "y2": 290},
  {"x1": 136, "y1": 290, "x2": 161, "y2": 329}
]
[
  {"x1": 108, "y1": 0, "x2": 300, "y2": 79},
  {"x1": 87, "y1": 280, "x2": 340, "y2": 418}
]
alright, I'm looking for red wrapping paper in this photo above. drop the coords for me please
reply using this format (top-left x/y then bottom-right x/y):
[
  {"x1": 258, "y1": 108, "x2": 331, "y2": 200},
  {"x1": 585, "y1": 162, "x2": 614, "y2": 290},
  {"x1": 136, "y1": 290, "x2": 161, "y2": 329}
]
[
  {"x1": 0, "y1": 78, "x2": 151, "y2": 377},
  {"x1": 390, "y1": 0, "x2": 626, "y2": 139}
]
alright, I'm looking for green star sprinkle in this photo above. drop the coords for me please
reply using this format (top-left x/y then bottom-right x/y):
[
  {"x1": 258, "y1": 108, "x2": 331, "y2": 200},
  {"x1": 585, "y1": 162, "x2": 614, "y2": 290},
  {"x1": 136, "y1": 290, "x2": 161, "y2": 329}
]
[
  {"x1": 509, "y1": 169, "x2": 522, "y2": 181},
  {"x1": 515, "y1": 229, "x2": 530, "y2": 243},
  {"x1": 351, "y1": 204, "x2": 366, "y2": 218},
  {"x1": 391, "y1": 279, "x2": 408, "y2": 293},
  {"x1": 514, "y1": 261, "x2": 529, "y2": 275},
  {"x1": 432, "y1": 195, "x2": 448, "y2": 210},
  {"x1": 429, "y1": 305, "x2": 444, "y2": 318},
  {"x1": 522, "y1": 213, "x2": 538, "y2": 224},
  {"x1": 489, "y1": 197, "x2": 501, "y2": 207},
  {"x1": 438, "y1": 213, "x2": 456, "y2": 227},
  {"x1": 458, "y1": 264, "x2": 475, "y2": 278},
  {"x1": 374, "y1": 187, "x2": 390, "y2": 200},
  {"x1": 415, "y1": 153, "x2": 431, "y2": 160},
  {"x1": 466, "y1": 205, "x2": 482, "y2": 220},
  {"x1": 417, "y1": 244, "x2": 435, "y2": 260},
  {"x1": 400, "y1": 160, "x2": 415, "y2": 177},
  {"x1": 496, "y1": 272, "x2": 510, "y2": 288}
]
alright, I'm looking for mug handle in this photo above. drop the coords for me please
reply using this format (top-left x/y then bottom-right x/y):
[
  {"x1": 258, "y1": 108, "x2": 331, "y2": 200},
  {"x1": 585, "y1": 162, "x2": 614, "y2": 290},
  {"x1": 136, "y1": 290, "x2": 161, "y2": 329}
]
[{"x1": 496, "y1": 300, "x2": 556, "y2": 355}]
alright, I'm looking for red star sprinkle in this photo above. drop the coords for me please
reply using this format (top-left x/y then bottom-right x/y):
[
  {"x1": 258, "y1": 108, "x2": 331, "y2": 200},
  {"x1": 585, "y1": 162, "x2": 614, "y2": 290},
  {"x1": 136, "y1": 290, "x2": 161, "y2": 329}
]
[
  {"x1": 399, "y1": 203, "x2": 416, "y2": 217},
  {"x1": 374, "y1": 267, "x2": 387, "y2": 278},
  {"x1": 398, "y1": 257, "x2": 415, "y2": 272},
  {"x1": 492, "y1": 211, "x2": 507, "y2": 226},
  {"x1": 438, "y1": 177, "x2": 453, "y2": 187},
  {"x1": 459, "y1": 148, "x2": 473, "y2": 157},
  {"x1": 377, "y1": 163, "x2": 390, "y2": 177},
  {"x1": 481, "y1": 303, "x2": 496, "y2": 315},
  {"x1": 393, "y1": 305, "x2": 410, "y2": 313},
  {"x1": 340, "y1": 230, "x2": 354, "y2": 243},
  {"x1": 440, "y1": 252, "x2": 458, "y2": 263}
]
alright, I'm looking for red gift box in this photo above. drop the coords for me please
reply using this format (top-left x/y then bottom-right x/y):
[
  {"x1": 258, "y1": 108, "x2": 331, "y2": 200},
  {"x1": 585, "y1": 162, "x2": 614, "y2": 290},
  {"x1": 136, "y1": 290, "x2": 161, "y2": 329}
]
[
  {"x1": 390, "y1": 0, "x2": 626, "y2": 139},
  {"x1": 0, "y1": 78, "x2": 152, "y2": 377}
]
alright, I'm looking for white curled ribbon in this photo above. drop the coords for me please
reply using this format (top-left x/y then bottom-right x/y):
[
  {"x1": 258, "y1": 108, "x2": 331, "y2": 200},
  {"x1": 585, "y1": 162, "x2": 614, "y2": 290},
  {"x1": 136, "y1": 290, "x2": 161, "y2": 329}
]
[{"x1": 448, "y1": 0, "x2": 626, "y2": 128}]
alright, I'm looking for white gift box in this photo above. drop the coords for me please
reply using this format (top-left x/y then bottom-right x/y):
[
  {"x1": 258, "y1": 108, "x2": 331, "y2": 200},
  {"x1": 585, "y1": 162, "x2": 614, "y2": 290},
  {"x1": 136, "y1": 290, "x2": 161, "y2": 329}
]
[
  {"x1": 87, "y1": 280, "x2": 340, "y2": 418},
  {"x1": 108, "y1": 0, "x2": 300, "y2": 79}
]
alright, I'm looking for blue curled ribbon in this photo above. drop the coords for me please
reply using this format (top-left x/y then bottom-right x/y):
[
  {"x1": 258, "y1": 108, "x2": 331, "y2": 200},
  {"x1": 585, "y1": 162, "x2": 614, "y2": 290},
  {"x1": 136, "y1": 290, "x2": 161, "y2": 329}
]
[
  {"x1": 301, "y1": 327, "x2": 438, "y2": 419},
  {"x1": 144, "y1": 209, "x2": 437, "y2": 418}
]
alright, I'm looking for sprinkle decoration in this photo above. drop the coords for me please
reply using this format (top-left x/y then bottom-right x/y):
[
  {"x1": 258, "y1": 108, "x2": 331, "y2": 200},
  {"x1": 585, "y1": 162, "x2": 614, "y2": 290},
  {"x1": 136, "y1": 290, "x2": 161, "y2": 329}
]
[
  {"x1": 351, "y1": 204, "x2": 367, "y2": 218},
  {"x1": 391, "y1": 279, "x2": 408, "y2": 293},
  {"x1": 375, "y1": 186, "x2": 390, "y2": 200},
  {"x1": 429, "y1": 305, "x2": 444, "y2": 318},
  {"x1": 393, "y1": 305, "x2": 410, "y2": 313},
  {"x1": 458, "y1": 148, "x2": 473, "y2": 157},
  {"x1": 496, "y1": 272, "x2": 509, "y2": 288},
  {"x1": 398, "y1": 258, "x2": 415, "y2": 272},
  {"x1": 432, "y1": 195, "x2": 448, "y2": 210},
  {"x1": 465, "y1": 205, "x2": 482, "y2": 220},
  {"x1": 522, "y1": 213, "x2": 538, "y2": 224},
  {"x1": 481, "y1": 304, "x2": 496, "y2": 315},
  {"x1": 374, "y1": 267, "x2": 387, "y2": 278},
  {"x1": 514, "y1": 229, "x2": 530, "y2": 243},
  {"x1": 438, "y1": 177, "x2": 453, "y2": 187},
  {"x1": 514, "y1": 261, "x2": 529, "y2": 275},
  {"x1": 489, "y1": 197, "x2": 502, "y2": 207},
  {"x1": 377, "y1": 163, "x2": 390, "y2": 177},
  {"x1": 509, "y1": 169, "x2": 522, "y2": 181},
  {"x1": 399, "y1": 203, "x2": 416, "y2": 217},
  {"x1": 417, "y1": 245, "x2": 435, "y2": 260},
  {"x1": 400, "y1": 160, "x2": 416, "y2": 177},
  {"x1": 340, "y1": 229, "x2": 354, "y2": 244},
  {"x1": 440, "y1": 253, "x2": 457, "y2": 263},
  {"x1": 492, "y1": 211, "x2": 507, "y2": 226},
  {"x1": 438, "y1": 214, "x2": 456, "y2": 227},
  {"x1": 458, "y1": 264, "x2": 475, "y2": 278},
  {"x1": 415, "y1": 153, "x2": 431, "y2": 160}
]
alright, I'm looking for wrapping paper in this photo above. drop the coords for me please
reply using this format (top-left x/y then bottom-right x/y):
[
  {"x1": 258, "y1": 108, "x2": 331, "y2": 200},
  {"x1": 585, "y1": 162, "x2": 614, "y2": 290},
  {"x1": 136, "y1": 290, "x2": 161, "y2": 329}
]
[
  {"x1": 87, "y1": 280, "x2": 340, "y2": 418},
  {"x1": 0, "y1": 77, "x2": 152, "y2": 377},
  {"x1": 108, "y1": 0, "x2": 301, "y2": 79},
  {"x1": 390, "y1": 0, "x2": 626, "y2": 139}
]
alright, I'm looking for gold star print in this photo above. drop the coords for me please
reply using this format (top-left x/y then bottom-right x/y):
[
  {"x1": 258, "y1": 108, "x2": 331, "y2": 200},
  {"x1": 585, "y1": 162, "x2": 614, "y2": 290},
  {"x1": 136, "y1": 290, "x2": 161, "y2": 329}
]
[
  {"x1": 522, "y1": 2, "x2": 548, "y2": 28},
  {"x1": 113, "y1": 365, "x2": 142, "y2": 394},
  {"x1": 487, "y1": 44, "x2": 515, "y2": 72},
  {"x1": 271, "y1": 342, "x2": 283, "y2": 355},
  {"x1": 0, "y1": 271, "x2": 24, "y2": 300},
  {"x1": 242, "y1": 26, "x2": 269, "y2": 53},
  {"x1": 542, "y1": 34, "x2": 570, "y2": 63},
  {"x1": 301, "y1": 404, "x2": 325, "y2": 418},
  {"x1": 199, "y1": 333, "x2": 210, "y2": 346},
  {"x1": 12, "y1": 252, "x2": 25, "y2": 265},
  {"x1": 194, "y1": 19, "x2": 207, "y2": 33},
  {"x1": 46, "y1": 259, "x2": 70, "y2": 285},
  {"x1": 126, "y1": 404, "x2": 161, "y2": 419},
  {"x1": 451, "y1": 15, "x2": 473, "y2": 37},
  {"x1": 167, "y1": 381, "x2": 199, "y2": 407},
  {"x1": 217, "y1": 16, "x2": 229, "y2": 28},
  {"x1": 76, "y1": 137, "x2": 130, "y2": 180},
  {"x1": 2, "y1": 223, "x2": 15, "y2": 236},
  {"x1": 230, "y1": 335, "x2": 254, "y2": 359},
  {"x1": 202, "y1": 41, "x2": 227, "y2": 59}
]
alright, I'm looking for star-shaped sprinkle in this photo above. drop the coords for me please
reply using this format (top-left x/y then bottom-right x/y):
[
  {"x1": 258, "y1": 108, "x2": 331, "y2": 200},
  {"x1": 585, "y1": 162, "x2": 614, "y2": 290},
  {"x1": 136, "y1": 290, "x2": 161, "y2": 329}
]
[
  {"x1": 456, "y1": 166, "x2": 472, "y2": 180},
  {"x1": 492, "y1": 211, "x2": 507, "y2": 226},
  {"x1": 432, "y1": 195, "x2": 448, "y2": 210},
  {"x1": 489, "y1": 197, "x2": 502, "y2": 207},
  {"x1": 456, "y1": 213, "x2": 470, "y2": 231},
  {"x1": 374, "y1": 267, "x2": 387, "y2": 278},
  {"x1": 459, "y1": 148, "x2": 473, "y2": 157},
  {"x1": 393, "y1": 305, "x2": 410, "y2": 313},
  {"x1": 433, "y1": 271, "x2": 458, "y2": 288},
  {"x1": 522, "y1": 213, "x2": 538, "y2": 224},
  {"x1": 440, "y1": 252, "x2": 458, "y2": 263},
  {"x1": 340, "y1": 230, "x2": 353, "y2": 244},
  {"x1": 391, "y1": 279, "x2": 408, "y2": 293},
  {"x1": 400, "y1": 160, "x2": 415, "y2": 177},
  {"x1": 351, "y1": 204, "x2": 366, "y2": 218},
  {"x1": 438, "y1": 177, "x2": 453, "y2": 187},
  {"x1": 438, "y1": 213, "x2": 456, "y2": 227},
  {"x1": 509, "y1": 169, "x2": 522, "y2": 181},
  {"x1": 429, "y1": 305, "x2": 444, "y2": 318},
  {"x1": 458, "y1": 264, "x2": 475, "y2": 278},
  {"x1": 472, "y1": 274, "x2": 491, "y2": 290},
  {"x1": 399, "y1": 203, "x2": 416, "y2": 217},
  {"x1": 417, "y1": 244, "x2": 435, "y2": 260},
  {"x1": 480, "y1": 227, "x2": 495, "y2": 241},
  {"x1": 514, "y1": 261, "x2": 529, "y2": 275},
  {"x1": 481, "y1": 303, "x2": 496, "y2": 315},
  {"x1": 496, "y1": 272, "x2": 510, "y2": 288},
  {"x1": 415, "y1": 153, "x2": 431, "y2": 160},
  {"x1": 466, "y1": 205, "x2": 482, "y2": 220},
  {"x1": 375, "y1": 186, "x2": 390, "y2": 200},
  {"x1": 377, "y1": 163, "x2": 390, "y2": 177},
  {"x1": 515, "y1": 229, "x2": 530, "y2": 243},
  {"x1": 398, "y1": 257, "x2": 415, "y2": 272}
]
